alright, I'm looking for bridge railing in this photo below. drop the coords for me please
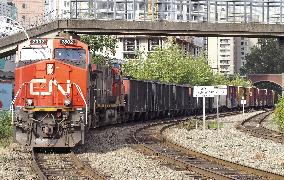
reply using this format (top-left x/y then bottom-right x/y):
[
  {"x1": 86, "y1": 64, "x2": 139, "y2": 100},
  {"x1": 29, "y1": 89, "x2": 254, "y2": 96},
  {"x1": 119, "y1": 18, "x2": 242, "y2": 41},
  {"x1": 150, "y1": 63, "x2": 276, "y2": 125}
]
[{"x1": 2, "y1": 0, "x2": 284, "y2": 38}]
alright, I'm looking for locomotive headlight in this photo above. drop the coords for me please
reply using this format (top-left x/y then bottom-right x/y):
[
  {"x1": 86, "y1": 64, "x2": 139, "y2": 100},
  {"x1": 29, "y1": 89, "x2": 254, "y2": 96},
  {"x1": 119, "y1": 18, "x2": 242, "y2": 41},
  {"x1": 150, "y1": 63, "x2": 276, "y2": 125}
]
[
  {"x1": 26, "y1": 99, "x2": 33, "y2": 106},
  {"x1": 64, "y1": 93, "x2": 71, "y2": 106},
  {"x1": 64, "y1": 99, "x2": 71, "y2": 106},
  {"x1": 46, "y1": 63, "x2": 54, "y2": 75}
]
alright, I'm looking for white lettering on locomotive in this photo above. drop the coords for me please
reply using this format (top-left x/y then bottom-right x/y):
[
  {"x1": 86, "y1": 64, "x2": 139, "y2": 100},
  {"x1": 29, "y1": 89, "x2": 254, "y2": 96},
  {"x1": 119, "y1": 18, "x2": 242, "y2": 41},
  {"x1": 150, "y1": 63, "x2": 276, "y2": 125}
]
[{"x1": 30, "y1": 79, "x2": 71, "y2": 96}]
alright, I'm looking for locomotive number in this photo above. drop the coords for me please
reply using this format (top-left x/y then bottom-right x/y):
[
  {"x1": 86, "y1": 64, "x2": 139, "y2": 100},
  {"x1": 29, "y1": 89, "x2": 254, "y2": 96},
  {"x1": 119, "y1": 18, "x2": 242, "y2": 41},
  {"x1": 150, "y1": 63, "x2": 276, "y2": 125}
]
[
  {"x1": 60, "y1": 39, "x2": 76, "y2": 45},
  {"x1": 30, "y1": 79, "x2": 71, "y2": 96},
  {"x1": 30, "y1": 39, "x2": 47, "y2": 45}
]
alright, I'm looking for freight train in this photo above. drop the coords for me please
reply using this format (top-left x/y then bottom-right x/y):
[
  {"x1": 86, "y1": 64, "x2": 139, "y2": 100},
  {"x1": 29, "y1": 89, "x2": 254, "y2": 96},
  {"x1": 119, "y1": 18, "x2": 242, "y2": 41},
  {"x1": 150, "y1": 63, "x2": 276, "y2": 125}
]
[{"x1": 12, "y1": 37, "x2": 276, "y2": 147}]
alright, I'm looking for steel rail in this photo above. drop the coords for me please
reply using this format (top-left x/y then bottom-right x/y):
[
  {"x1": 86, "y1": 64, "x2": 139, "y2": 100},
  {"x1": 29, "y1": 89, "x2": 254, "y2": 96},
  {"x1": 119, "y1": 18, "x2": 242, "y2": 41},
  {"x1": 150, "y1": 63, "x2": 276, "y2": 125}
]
[
  {"x1": 160, "y1": 121, "x2": 284, "y2": 179},
  {"x1": 133, "y1": 111, "x2": 283, "y2": 180},
  {"x1": 238, "y1": 110, "x2": 284, "y2": 144},
  {"x1": 31, "y1": 148, "x2": 106, "y2": 180},
  {"x1": 133, "y1": 113, "x2": 260, "y2": 179}
]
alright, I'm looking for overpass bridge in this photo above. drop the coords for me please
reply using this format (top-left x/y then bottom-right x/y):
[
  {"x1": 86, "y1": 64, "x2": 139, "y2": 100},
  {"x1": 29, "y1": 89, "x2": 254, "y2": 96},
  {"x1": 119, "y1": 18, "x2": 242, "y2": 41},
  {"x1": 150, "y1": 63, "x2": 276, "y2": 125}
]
[
  {"x1": 3, "y1": 0, "x2": 284, "y2": 57},
  {"x1": 2, "y1": 19, "x2": 284, "y2": 58}
]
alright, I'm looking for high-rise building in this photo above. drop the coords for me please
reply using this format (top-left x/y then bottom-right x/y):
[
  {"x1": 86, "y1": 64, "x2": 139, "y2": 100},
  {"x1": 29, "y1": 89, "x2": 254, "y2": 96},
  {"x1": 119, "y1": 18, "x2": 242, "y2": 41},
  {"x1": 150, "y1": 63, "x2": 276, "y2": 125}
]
[
  {"x1": 44, "y1": 0, "x2": 71, "y2": 20},
  {"x1": 234, "y1": 37, "x2": 258, "y2": 73},
  {"x1": 11, "y1": 0, "x2": 45, "y2": 28},
  {"x1": 207, "y1": 37, "x2": 235, "y2": 75},
  {"x1": 0, "y1": 0, "x2": 17, "y2": 72},
  {"x1": 0, "y1": 0, "x2": 17, "y2": 19}
]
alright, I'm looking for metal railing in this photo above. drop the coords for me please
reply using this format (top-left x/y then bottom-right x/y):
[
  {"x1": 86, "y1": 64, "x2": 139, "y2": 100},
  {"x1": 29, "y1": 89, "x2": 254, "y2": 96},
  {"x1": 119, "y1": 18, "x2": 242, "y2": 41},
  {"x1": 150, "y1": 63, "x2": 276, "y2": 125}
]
[{"x1": 2, "y1": 0, "x2": 284, "y2": 39}]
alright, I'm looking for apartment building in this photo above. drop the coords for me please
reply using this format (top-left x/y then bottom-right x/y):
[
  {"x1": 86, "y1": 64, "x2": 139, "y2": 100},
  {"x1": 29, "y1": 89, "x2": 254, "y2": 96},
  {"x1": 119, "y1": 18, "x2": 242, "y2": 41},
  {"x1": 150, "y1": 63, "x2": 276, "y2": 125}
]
[
  {"x1": 11, "y1": 0, "x2": 44, "y2": 28},
  {"x1": 0, "y1": 0, "x2": 17, "y2": 19},
  {"x1": 234, "y1": 37, "x2": 258, "y2": 73},
  {"x1": 0, "y1": 0, "x2": 17, "y2": 72},
  {"x1": 44, "y1": 0, "x2": 71, "y2": 20}
]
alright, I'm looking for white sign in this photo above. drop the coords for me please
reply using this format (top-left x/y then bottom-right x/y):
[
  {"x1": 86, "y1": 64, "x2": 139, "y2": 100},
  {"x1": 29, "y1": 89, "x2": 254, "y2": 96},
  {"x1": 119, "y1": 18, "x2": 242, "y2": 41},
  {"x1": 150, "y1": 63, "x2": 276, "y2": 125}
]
[
  {"x1": 214, "y1": 85, "x2": 227, "y2": 96},
  {"x1": 30, "y1": 79, "x2": 71, "y2": 96},
  {"x1": 241, "y1": 100, "x2": 247, "y2": 104},
  {"x1": 193, "y1": 86, "x2": 215, "y2": 97}
]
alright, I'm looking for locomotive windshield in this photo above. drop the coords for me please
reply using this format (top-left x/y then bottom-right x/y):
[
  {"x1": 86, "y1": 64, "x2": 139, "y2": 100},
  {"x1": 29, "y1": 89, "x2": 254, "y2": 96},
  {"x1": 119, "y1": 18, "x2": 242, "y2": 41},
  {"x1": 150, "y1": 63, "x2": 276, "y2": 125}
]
[
  {"x1": 20, "y1": 48, "x2": 51, "y2": 61},
  {"x1": 54, "y1": 48, "x2": 86, "y2": 68}
]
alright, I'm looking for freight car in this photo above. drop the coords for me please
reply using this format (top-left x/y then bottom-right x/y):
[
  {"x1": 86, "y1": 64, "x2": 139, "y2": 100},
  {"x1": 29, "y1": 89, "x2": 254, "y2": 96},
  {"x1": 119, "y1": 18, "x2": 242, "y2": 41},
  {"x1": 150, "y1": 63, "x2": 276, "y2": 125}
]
[{"x1": 12, "y1": 37, "x2": 276, "y2": 148}]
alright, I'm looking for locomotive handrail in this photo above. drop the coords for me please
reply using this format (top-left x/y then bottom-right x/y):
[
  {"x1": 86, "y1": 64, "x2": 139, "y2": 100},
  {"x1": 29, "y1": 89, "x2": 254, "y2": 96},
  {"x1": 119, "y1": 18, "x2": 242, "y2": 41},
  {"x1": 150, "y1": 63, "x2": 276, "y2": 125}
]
[
  {"x1": 10, "y1": 82, "x2": 26, "y2": 125},
  {"x1": 73, "y1": 83, "x2": 88, "y2": 125}
]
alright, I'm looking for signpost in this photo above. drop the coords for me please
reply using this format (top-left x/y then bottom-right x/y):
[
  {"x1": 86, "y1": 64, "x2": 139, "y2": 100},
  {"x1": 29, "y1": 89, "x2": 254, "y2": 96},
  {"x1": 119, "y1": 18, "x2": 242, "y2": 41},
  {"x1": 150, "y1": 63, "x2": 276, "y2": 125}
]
[
  {"x1": 193, "y1": 86, "x2": 227, "y2": 131},
  {"x1": 241, "y1": 96, "x2": 246, "y2": 114},
  {"x1": 193, "y1": 86, "x2": 215, "y2": 130}
]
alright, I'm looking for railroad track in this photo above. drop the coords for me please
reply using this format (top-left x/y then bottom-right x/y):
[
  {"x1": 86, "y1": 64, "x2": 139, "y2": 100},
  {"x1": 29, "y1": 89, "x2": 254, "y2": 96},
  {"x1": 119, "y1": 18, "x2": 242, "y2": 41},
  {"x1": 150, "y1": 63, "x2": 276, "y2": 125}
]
[
  {"x1": 31, "y1": 148, "x2": 106, "y2": 180},
  {"x1": 237, "y1": 110, "x2": 284, "y2": 144},
  {"x1": 133, "y1": 111, "x2": 283, "y2": 180}
]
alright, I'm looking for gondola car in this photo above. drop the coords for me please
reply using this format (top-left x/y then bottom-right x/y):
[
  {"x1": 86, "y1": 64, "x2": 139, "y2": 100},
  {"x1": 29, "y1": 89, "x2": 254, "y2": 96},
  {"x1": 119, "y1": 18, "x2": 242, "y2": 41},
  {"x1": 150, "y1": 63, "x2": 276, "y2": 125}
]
[{"x1": 12, "y1": 37, "x2": 276, "y2": 148}]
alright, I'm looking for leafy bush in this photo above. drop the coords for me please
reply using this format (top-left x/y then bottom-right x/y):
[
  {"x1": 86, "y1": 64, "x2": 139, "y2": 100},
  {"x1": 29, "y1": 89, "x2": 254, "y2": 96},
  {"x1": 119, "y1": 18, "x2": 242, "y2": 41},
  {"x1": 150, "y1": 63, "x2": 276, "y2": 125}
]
[
  {"x1": 273, "y1": 96, "x2": 284, "y2": 132},
  {"x1": 0, "y1": 111, "x2": 13, "y2": 147}
]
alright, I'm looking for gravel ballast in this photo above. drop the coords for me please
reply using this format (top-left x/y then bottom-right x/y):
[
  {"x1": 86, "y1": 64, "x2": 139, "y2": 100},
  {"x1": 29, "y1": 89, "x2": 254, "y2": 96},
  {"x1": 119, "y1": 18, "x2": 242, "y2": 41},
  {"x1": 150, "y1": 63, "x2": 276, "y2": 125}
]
[
  {"x1": 75, "y1": 124, "x2": 195, "y2": 180},
  {"x1": 165, "y1": 111, "x2": 284, "y2": 176},
  {"x1": 0, "y1": 143, "x2": 37, "y2": 180}
]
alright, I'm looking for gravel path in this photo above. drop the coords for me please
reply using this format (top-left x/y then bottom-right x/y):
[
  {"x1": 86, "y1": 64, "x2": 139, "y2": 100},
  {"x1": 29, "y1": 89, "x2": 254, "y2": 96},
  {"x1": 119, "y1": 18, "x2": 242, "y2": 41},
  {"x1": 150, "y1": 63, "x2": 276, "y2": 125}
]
[
  {"x1": 0, "y1": 143, "x2": 37, "y2": 180},
  {"x1": 165, "y1": 111, "x2": 284, "y2": 176},
  {"x1": 75, "y1": 123, "x2": 195, "y2": 180}
]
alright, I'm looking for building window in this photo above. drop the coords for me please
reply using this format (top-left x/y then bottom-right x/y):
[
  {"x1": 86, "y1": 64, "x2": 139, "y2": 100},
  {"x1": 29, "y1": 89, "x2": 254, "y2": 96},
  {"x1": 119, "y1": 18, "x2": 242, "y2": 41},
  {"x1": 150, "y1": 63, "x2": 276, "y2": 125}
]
[
  {"x1": 22, "y1": 15, "x2": 25, "y2": 20},
  {"x1": 123, "y1": 38, "x2": 139, "y2": 51},
  {"x1": 241, "y1": 52, "x2": 245, "y2": 55},
  {"x1": 22, "y1": 3, "x2": 26, "y2": 8},
  {"x1": 148, "y1": 38, "x2": 160, "y2": 51},
  {"x1": 241, "y1": 41, "x2": 244, "y2": 45},
  {"x1": 220, "y1": 39, "x2": 229, "y2": 43}
]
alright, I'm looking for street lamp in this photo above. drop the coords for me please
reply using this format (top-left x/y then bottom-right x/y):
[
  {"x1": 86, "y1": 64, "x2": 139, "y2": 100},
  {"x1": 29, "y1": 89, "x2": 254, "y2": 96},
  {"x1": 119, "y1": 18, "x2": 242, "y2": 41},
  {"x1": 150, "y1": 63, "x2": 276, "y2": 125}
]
[{"x1": 0, "y1": 15, "x2": 30, "y2": 40}]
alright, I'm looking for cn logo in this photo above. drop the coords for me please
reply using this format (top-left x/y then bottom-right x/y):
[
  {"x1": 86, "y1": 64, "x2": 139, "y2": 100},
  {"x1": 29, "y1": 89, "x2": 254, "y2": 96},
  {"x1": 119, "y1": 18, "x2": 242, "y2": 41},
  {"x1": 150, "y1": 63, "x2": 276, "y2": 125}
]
[{"x1": 30, "y1": 79, "x2": 71, "y2": 96}]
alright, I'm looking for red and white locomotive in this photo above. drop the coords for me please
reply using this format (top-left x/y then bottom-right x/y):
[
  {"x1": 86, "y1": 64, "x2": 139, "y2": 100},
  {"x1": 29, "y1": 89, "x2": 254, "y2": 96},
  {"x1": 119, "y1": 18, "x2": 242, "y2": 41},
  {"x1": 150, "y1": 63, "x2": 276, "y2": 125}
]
[
  {"x1": 12, "y1": 37, "x2": 276, "y2": 148},
  {"x1": 13, "y1": 37, "x2": 125, "y2": 147}
]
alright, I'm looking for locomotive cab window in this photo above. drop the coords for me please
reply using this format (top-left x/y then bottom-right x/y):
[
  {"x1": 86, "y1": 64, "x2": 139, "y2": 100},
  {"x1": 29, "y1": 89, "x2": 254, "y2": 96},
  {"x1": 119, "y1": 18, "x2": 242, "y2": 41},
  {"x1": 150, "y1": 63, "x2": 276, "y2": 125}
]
[
  {"x1": 54, "y1": 48, "x2": 86, "y2": 68},
  {"x1": 17, "y1": 48, "x2": 51, "y2": 67},
  {"x1": 20, "y1": 48, "x2": 51, "y2": 61}
]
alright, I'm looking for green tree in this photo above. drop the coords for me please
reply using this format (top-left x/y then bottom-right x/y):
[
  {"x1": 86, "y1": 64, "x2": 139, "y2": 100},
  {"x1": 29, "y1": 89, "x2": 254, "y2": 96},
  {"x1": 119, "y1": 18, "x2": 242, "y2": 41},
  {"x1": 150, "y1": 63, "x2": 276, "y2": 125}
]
[
  {"x1": 240, "y1": 38, "x2": 284, "y2": 74},
  {"x1": 229, "y1": 74, "x2": 252, "y2": 87},
  {"x1": 212, "y1": 73, "x2": 230, "y2": 86},
  {"x1": 123, "y1": 40, "x2": 214, "y2": 85},
  {"x1": 274, "y1": 96, "x2": 284, "y2": 132},
  {"x1": 80, "y1": 35, "x2": 117, "y2": 64}
]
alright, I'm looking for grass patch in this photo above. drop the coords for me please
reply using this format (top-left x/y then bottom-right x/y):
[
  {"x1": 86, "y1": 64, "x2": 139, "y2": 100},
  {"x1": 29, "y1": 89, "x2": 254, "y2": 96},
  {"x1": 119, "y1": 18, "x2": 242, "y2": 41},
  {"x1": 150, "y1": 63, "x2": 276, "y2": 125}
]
[
  {"x1": 178, "y1": 118, "x2": 224, "y2": 130},
  {"x1": 207, "y1": 120, "x2": 224, "y2": 130},
  {"x1": 0, "y1": 111, "x2": 13, "y2": 147},
  {"x1": 178, "y1": 118, "x2": 201, "y2": 130}
]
